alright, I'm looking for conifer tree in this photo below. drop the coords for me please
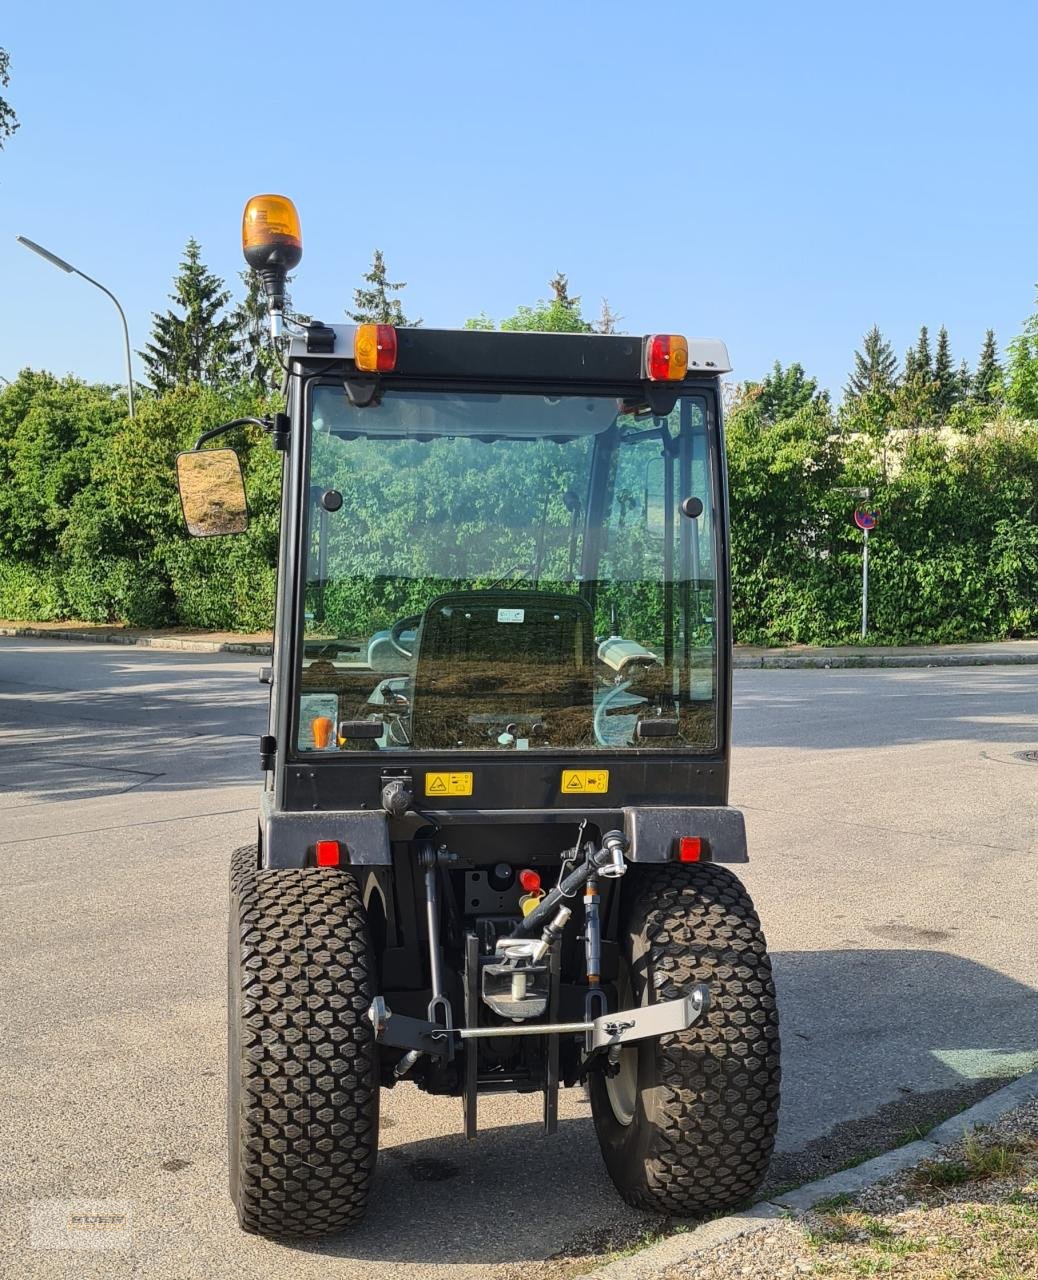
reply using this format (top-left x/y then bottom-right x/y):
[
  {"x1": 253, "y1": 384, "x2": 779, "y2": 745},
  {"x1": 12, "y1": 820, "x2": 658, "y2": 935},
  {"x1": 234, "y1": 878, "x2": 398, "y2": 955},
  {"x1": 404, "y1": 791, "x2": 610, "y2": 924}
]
[
  {"x1": 139, "y1": 239, "x2": 238, "y2": 392},
  {"x1": 914, "y1": 325, "x2": 933, "y2": 378},
  {"x1": 230, "y1": 269, "x2": 306, "y2": 392},
  {"x1": 594, "y1": 298, "x2": 623, "y2": 335},
  {"x1": 973, "y1": 329, "x2": 1002, "y2": 405},
  {"x1": 0, "y1": 47, "x2": 18, "y2": 150},
  {"x1": 845, "y1": 325, "x2": 898, "y2": 398},
  {"x1": 955, "y1": 358, "x2": 971, "y2": 401},
  {"x1": 549, "y1": 272, "x2": 580, "y2": 311},
  {"x1": 232, "y1": 269, "x2": 276, "y2": 391},
  {"x1": 347, "y1": 250, "x2": 419, "y2": 326},
  {"x1": 933, "y1": 325, "x2": 957, "y2": 415}
]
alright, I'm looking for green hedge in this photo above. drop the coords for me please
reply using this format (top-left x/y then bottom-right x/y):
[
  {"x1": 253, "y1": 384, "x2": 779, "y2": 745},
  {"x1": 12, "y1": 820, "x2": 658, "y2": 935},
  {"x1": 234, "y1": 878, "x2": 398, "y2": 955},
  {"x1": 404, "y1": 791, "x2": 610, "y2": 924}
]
[
  {"x1": 727, "y1": 405, "x2": 1038, "y2": 644},
  {"x1": 0, "y1": 370, "x2": 1035, "y2": 644},
  {"x1": 0, "y1": 373, "x2": 277, "y2": 629}
]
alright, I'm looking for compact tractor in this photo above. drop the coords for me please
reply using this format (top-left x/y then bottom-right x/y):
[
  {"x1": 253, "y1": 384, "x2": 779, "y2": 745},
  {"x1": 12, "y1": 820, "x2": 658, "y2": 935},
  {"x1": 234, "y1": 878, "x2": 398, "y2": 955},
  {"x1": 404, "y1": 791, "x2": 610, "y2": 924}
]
[{"x1": 176, "y1": 195, "x2": 780, "y2": 1238}]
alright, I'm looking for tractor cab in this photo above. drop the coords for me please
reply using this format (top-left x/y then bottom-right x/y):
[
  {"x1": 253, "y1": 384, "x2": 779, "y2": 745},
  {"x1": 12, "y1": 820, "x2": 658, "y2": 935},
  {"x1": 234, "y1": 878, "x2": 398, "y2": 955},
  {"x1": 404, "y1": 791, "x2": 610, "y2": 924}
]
[
  {"x1": 176, "y1": 195, "x2": 779, "y2": 1242},
  {"x1": 296, "y1": 346, "x2": 723, "y2": 758}
]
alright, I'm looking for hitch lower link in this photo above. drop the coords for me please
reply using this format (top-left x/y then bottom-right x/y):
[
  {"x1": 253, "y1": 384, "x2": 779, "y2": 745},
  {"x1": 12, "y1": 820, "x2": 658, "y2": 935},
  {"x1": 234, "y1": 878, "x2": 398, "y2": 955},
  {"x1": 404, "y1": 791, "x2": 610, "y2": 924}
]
[
  {"x1": 371, "y1": 825, "x2": 708, "y2": 1076},
  {"x1": 368, "y1": 985, "x2": 709, "y2": 1056}
]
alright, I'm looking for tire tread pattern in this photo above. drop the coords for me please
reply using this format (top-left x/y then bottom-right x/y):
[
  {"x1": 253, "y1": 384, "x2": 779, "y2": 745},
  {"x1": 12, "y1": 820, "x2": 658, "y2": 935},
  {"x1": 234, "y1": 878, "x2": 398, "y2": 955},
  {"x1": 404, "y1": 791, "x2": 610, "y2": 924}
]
[
  {"x1": 229, "y1": 851, "x2": 378, "y2": 1238},
  {"x1": 602, "y1": 863, "x2": 780, "y2": 1216}
]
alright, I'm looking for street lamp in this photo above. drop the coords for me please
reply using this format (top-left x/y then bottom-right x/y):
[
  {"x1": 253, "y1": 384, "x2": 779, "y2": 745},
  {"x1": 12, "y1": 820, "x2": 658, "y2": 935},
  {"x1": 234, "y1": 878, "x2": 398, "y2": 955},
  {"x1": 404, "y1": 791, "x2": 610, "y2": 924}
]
[{"x1": 16, "y1": 235, "x2": 136, "y2": 418}]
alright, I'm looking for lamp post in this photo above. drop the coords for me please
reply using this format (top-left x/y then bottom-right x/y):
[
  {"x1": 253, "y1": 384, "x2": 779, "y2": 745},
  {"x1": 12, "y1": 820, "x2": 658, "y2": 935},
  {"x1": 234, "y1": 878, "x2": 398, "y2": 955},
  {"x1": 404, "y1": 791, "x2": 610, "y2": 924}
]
[{"x1": 16, "y1": 235, "x2": 136, "y2": 418}]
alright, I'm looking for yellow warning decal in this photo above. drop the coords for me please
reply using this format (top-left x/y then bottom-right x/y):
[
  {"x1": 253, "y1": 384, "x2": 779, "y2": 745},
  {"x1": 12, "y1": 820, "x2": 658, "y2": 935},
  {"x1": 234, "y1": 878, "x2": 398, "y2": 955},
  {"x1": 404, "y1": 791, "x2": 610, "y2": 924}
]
[
  {"x1": 425, "y1": 771, "x2": 474, "y2": 797},
  {"x1": 561, "y1": 769, "x2": 609, "y2": 794}
]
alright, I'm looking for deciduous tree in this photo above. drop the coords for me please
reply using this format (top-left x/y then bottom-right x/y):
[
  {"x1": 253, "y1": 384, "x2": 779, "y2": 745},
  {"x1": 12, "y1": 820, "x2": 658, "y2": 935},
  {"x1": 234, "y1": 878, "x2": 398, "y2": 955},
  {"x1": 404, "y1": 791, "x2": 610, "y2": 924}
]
[
  {"x1": 1006, "y1": 289, "x2": 1038, "y2": 419},
  {"x1": 746, "y1": 361, "x2": 826, "y2": 424}
]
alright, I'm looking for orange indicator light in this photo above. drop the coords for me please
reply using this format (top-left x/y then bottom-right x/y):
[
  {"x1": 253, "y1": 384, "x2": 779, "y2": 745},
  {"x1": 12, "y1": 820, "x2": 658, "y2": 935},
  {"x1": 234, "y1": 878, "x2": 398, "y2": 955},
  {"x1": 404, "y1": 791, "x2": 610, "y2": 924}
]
[{"x1": 354, "y1": 323, "x2": 398, "y2": 372}]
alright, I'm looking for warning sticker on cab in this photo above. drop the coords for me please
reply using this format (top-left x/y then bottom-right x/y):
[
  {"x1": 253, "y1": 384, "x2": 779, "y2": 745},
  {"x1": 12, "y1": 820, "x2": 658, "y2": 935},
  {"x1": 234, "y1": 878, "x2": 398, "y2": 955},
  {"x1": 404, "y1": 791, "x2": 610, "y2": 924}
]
[
  {"x1": 561, "y1": 769, "x2": 609, "y2": 794},
  {"x1": 425, "y1": 771, "x2": 474, "y2": 797}
]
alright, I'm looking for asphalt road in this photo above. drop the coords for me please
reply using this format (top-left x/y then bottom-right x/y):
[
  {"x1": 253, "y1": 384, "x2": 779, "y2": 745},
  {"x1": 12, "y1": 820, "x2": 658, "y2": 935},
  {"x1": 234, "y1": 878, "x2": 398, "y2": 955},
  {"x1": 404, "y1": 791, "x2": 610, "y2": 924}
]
[{"x1": 1, "y1": 640, "x2": 1036, "y2": 1279}]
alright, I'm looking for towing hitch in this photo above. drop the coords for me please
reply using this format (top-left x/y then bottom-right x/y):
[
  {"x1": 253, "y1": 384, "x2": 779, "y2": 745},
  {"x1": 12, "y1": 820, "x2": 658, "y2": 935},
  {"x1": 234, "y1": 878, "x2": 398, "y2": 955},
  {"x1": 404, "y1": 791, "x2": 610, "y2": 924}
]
[{"x1": 368, "y1": 984, "x2": 709, "y2": 1055}]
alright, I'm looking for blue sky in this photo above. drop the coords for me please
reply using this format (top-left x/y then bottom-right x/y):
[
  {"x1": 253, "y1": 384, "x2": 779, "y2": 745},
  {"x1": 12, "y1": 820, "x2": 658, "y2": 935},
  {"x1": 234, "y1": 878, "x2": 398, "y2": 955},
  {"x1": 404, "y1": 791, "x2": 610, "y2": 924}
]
[{"x1": 3, "y1": 0, "x2": 1037, "y2": 397}]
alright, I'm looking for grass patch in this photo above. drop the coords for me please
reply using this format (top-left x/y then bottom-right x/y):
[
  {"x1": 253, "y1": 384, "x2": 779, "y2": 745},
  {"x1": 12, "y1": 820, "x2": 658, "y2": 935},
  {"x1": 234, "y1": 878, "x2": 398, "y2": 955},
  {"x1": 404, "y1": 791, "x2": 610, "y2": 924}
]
[
  {"x1": 805, "y1": 1217, "x2": 858, "y2": 1248},
  {"x1": 849, "y1": 1258, "x2": 894, "y2": 1276},
  {"x1": 893, "y1": 1121, "x2": 931, "y2": 1145},
  {"x1": 814, "y1": 1191, "x2": 854, "y2": 1211},
  {"x1": 910, "y1": 1158, "x2": 971, "y2": 1188},
  {"x1": 914, "y1": 1135, "x2": 1032, "y2": 1189},
  {"x1": 872, "y1": 1236, "x2": 929, "y2": 1256},
  {"x1": 805, "y1": 1226, "x2": 849, "y2": 1249},
  {"x1": 962, "y1": 1133, "x2": 1028, "y2": 1179}
]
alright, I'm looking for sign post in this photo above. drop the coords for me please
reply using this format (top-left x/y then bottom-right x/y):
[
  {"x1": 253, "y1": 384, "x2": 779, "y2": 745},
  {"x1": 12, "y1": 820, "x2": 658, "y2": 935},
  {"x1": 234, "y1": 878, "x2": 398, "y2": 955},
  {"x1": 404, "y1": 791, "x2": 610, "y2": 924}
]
[{"x1": 853, "y1": 509, "x2": 878, "y2": 638}]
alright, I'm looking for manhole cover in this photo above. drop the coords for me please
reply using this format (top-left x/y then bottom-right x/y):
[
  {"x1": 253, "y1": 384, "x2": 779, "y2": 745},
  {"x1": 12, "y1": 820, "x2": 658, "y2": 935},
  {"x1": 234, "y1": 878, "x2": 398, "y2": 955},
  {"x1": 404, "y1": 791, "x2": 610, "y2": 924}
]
[{"x1": 1012, "y1": 750, "x2": 1038, "y2": 763}]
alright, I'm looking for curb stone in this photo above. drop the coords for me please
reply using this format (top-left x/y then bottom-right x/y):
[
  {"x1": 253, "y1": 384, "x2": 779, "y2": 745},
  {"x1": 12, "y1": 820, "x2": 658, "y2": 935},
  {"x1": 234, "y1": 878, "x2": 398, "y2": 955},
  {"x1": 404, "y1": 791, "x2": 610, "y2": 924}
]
[
  {"x1": 733, "y1": 652, "x2": 1038, "y2": 670},
  {"x1": 0, "y1": 626, "x2": 272, "y2": 655},
  {"x1": 2, "y1": 625, "x2": 1035, "y2": 667},
  {"x1": 578, "y1": 1204, "x2": 785, "y2": 1280},
  {"x1": 578, "y1": 1067, "x2": 1038, "y2": 1280},
  {"x1": 769, "y1": 1140, "x2": 938, "y2": 1213}
]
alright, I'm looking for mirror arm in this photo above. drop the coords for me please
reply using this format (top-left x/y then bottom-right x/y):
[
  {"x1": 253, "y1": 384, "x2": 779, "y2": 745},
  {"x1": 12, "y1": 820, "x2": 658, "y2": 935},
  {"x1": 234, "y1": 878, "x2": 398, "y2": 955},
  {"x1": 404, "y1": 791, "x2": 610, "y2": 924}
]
[{"x1": 191, "y1": 415, "x2": 288, "y2": 452}]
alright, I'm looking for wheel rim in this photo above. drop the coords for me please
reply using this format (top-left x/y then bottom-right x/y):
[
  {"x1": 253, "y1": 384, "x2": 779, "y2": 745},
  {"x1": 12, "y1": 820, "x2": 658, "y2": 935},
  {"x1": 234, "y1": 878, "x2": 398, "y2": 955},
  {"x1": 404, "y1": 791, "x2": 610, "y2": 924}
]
[
  {"x1": 604, "y1": 963, "x2": 639, "y2": 1126},
  {"x1": 605, "y1": 1042, "x2": 639, "y2": 1126}
]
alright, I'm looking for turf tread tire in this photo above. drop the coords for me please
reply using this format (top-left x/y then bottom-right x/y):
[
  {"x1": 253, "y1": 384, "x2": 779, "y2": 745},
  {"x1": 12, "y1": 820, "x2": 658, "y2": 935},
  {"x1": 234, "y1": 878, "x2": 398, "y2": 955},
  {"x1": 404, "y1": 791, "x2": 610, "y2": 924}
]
[
  {"x1": 589, "y1": 862, "x2": 780, "y2": 1217},
  {"x1": 227, "y1": 849, "x2": 379, "y2": 1238}
]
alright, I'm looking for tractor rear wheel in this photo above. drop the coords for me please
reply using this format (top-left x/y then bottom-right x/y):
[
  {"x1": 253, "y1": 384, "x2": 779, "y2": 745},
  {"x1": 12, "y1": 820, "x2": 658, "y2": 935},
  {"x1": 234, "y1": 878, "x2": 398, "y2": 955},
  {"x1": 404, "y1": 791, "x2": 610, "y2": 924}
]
[
  {"x1": 227, "y1": 845, "x2": 379, "y2": 1237},
  {"x1": 589, "y1": 863, "x2": 780, "y2": 1216}
]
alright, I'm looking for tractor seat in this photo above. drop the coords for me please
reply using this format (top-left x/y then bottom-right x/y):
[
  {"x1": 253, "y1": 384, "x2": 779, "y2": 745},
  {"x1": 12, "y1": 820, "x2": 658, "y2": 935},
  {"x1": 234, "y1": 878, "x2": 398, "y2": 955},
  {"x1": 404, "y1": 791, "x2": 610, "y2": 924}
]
[{"x1": 409, "y1": 591, "x2": 595, "y2": 749}]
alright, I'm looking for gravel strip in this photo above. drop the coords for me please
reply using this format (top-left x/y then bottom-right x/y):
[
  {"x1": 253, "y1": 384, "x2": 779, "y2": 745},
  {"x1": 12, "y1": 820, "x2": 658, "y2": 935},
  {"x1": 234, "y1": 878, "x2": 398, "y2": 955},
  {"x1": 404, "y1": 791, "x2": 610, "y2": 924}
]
[
  {"x1": 654, "y1": 1097, "x2": 1038, "y2": 1280},
  {"x1": 758, "y1": 1077, "x2": 1009, "y2": 1200}
]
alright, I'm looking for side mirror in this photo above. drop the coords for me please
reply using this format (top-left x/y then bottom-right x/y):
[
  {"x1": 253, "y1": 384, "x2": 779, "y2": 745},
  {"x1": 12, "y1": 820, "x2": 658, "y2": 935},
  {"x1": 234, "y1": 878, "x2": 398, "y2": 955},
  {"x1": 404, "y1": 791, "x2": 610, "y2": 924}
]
[{"x1": 175, "y1": 448, "x2": 248, "y2": 537}]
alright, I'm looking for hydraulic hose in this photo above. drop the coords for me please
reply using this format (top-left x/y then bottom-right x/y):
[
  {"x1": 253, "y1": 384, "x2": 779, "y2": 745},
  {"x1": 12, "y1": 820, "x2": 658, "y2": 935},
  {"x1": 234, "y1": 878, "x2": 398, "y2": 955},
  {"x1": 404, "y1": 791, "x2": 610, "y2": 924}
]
[
  {"x1": 509, "y1": 856, "x2": 593, "y2": 939},
  {"x1": 509, "y1": 832, "x2": 628, "y2": 940}
]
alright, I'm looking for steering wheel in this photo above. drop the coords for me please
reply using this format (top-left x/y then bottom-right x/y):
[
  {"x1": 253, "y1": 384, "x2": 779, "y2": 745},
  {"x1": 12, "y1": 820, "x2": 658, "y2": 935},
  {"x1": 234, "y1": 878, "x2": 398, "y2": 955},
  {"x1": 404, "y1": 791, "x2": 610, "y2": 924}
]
[{"x1": 389, "y1": 613, "x2": 422, "y2": 658}]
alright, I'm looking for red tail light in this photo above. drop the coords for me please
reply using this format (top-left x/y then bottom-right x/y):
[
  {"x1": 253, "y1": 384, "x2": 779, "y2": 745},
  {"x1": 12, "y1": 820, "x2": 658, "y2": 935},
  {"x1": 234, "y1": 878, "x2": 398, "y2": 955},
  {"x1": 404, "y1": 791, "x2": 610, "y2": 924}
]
[
  {"x1": 315, "y1": 840, "x2": 341, "y2": 867},
  {"x1": 646, "y1": 334, "x2": 689, "y2": 381},
  {"x1": 677, "y1": 836, "x2": 702, "y2": 863}
]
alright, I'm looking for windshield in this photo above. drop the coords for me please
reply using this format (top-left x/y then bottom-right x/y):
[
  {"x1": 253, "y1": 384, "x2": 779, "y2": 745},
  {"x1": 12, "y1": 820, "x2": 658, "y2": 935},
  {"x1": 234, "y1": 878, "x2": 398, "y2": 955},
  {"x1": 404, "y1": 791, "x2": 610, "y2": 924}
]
[{"x1": 296, "y1": 385, "x2": 719, "y2": 754}]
